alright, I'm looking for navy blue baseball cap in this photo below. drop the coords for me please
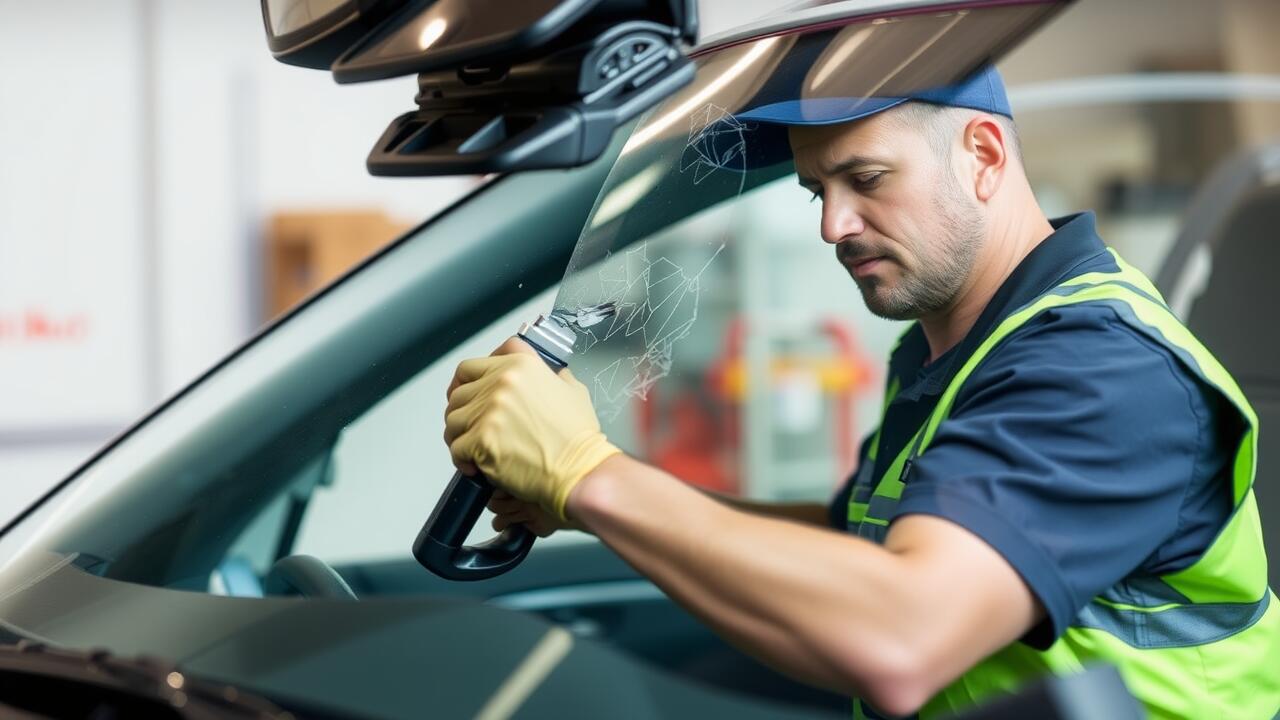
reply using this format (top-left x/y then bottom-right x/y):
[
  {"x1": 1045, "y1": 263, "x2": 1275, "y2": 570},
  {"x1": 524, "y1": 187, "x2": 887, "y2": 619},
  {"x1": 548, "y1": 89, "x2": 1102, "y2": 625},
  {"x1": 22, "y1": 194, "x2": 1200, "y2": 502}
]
[{"x1": 726, "y1": 65, "x2": 1013, "y2": 170}]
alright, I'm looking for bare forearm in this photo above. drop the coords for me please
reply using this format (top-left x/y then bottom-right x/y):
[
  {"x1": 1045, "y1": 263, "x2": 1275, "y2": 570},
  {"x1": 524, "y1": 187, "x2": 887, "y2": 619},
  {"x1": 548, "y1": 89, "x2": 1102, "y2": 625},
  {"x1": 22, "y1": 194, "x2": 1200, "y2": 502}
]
[
  {"x1": 568, "y1": 454, "x2": 931, "y2": 705},
  {"x1": 704, "y1": 491, "x2": 832, "y2": 527}
]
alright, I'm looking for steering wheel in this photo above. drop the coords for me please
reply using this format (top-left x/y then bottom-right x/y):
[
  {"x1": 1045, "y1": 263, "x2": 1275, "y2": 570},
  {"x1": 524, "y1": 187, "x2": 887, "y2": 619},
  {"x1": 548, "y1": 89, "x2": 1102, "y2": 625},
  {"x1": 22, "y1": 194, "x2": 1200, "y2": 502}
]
[{"x1": 264, "y1": 554, "x2": 358, "y2": 600}]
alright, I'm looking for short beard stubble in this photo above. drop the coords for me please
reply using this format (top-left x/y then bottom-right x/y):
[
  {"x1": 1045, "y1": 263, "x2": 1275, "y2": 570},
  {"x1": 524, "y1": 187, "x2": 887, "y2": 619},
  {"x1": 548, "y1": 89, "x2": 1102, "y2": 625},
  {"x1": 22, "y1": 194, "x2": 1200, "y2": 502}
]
[{"x1": 855, "y1": 174, "x2": 984, "y2": 321}]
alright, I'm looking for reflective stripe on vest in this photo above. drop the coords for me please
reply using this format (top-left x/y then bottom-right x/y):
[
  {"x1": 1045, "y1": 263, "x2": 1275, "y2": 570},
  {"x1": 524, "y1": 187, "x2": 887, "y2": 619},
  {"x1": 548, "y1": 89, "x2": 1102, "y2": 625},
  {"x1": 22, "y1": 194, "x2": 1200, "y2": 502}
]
[{"x1": 847, "y1": 249, "x2": 1280, "y2": 719}]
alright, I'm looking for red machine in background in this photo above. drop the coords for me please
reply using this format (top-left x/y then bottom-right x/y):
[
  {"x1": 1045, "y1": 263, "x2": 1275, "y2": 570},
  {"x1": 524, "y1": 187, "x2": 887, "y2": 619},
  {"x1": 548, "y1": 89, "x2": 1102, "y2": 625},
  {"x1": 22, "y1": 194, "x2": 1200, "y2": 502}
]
[{"x1": 636, "y1": 317, "x2": 876, "y2": 496}]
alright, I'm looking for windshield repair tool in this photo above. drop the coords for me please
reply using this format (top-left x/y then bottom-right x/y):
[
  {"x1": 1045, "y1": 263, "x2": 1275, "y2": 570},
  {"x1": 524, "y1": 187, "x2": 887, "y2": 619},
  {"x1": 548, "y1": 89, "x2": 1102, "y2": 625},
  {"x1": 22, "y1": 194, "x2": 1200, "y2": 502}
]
[{"x1": 414, "y1": 302, "x2": 617, "y2": 581}]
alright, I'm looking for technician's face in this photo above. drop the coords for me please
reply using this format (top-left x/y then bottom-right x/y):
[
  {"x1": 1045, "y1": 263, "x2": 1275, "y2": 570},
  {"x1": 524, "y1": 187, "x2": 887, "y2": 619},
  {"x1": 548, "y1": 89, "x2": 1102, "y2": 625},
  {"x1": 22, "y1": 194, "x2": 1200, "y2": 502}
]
[{"x1": 789, "y1": 112, "x2": 984, "y2": 321}]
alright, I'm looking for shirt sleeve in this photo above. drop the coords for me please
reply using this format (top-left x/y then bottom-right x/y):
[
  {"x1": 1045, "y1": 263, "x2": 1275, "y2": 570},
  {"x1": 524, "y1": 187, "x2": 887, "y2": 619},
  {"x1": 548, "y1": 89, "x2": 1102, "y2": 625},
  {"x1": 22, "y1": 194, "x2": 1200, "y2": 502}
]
[{"x1": 894, "y1": 304, "x2": 1226, "y2": 649}]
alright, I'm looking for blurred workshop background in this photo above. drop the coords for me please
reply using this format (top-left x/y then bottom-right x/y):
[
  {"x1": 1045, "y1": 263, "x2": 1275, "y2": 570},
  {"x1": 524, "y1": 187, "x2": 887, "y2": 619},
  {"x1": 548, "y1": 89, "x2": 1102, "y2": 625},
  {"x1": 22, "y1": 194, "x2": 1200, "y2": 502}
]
[{"x1": 2, "y1": 0, "x2": 1278, "y2": 528}]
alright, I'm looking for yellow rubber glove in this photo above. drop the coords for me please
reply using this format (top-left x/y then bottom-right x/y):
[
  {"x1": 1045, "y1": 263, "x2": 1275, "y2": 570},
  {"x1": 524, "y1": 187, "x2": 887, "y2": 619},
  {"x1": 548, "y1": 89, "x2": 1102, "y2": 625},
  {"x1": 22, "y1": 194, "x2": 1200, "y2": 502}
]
[{"x1": 444, "y1": 351, "x2": 620, "y2": 522}]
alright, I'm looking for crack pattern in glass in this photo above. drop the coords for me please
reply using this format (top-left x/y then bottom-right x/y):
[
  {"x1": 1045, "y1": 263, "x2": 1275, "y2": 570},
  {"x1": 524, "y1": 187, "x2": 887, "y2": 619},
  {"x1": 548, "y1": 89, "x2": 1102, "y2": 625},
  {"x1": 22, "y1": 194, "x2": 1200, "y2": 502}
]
[
  {"x1": 680, "y1": 104, "x2": 749, "y2": 185},
  {"x1": 556, "y1": 241, "x2": 723, "y2": 421},
  {"x1": 552, "y1": 102, "x2": 747, "y2": 421}
]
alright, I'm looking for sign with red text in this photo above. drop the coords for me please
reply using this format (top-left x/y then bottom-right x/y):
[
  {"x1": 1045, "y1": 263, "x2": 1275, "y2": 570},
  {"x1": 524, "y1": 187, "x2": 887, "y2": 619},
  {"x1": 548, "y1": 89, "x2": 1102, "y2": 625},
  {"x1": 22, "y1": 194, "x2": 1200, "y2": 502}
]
[{"x1": 0, "y1": 4, "x2": 150, "y2": 432}]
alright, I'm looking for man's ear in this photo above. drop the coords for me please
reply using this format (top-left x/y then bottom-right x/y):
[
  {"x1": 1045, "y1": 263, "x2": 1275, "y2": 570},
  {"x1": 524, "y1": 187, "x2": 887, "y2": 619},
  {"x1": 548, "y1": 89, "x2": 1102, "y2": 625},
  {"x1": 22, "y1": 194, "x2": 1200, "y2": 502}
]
[{"x1": 963, "y1": 115, "x2": 1007, "y2": 202}]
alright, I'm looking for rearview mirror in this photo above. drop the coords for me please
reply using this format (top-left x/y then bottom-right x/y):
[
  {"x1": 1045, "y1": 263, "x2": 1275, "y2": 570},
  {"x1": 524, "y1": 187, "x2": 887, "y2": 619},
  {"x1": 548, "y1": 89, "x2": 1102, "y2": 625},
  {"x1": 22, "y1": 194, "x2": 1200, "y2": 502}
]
[
  {"x1": 260, "y1": 0, "x2": 405, "y2": 69},
  {"x1": 329, "y1": 0, "x2": 696, "y2": 83}
]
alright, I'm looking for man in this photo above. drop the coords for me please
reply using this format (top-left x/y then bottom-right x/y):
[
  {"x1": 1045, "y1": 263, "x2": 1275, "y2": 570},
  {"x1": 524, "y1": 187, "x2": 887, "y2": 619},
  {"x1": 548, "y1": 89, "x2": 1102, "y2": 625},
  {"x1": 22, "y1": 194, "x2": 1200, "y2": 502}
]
[{"x1": 443, "y1": 67, "x2": 1280, "y2": 717}]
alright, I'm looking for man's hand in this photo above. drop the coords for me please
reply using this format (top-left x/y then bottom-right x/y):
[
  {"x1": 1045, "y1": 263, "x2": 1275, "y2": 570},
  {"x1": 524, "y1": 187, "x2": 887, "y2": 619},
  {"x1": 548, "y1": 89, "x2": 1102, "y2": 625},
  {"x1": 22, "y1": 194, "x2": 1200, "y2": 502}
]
[
  {"x1": 488, "y1": 489, "x2": 572, "y2": 537},
  {"x1": 444, "y1": 337, "x2": 621, "y2": 521}
]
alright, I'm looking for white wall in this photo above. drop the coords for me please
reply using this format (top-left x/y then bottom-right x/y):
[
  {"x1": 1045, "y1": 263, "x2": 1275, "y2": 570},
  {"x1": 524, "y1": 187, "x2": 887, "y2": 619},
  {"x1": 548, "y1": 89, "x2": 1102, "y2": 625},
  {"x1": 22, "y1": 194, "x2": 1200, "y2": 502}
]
[{"x1": 0, "y1": 1, "x2": 151, "y2": 517}]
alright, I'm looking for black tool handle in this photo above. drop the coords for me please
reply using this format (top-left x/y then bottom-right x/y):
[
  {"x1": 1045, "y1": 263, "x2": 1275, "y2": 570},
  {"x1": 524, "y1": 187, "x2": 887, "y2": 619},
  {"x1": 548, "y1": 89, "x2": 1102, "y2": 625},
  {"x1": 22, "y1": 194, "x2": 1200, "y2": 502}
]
[
  {"x1": 412, "y1": 470, "x2": 534, "y2": 581},
  {"x1": 413, "y1": 337, "x2": 567, "y2": 581}
]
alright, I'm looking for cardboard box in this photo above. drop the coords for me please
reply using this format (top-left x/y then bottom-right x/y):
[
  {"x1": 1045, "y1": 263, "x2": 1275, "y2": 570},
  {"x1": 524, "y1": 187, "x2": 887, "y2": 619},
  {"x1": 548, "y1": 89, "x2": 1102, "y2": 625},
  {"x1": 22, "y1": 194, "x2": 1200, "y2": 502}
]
[{"x1": 265, "y1": 209, "x2": 411, "y2": 318}]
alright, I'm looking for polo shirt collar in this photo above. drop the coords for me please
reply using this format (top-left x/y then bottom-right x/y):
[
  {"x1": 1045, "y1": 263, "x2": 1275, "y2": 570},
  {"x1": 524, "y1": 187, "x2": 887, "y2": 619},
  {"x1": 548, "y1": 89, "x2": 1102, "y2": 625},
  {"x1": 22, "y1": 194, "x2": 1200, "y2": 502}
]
[{"x1": 891, "y1": 211, "x2": 1109, "y2": 400}]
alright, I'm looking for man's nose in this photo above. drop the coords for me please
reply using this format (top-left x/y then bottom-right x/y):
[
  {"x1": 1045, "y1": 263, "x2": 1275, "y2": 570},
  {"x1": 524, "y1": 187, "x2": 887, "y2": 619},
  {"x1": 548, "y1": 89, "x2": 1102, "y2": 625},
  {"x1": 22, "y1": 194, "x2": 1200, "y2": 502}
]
[{"x1": 820, "y1": 196, "x2": 867, "y2": 245}]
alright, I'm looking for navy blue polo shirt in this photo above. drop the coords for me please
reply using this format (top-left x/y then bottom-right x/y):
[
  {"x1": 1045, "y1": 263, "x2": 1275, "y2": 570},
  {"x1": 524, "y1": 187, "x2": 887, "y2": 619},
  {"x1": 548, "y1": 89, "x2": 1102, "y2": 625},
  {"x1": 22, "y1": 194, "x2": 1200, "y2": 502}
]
[{"x1": 828, "y1": 212, "x2": 1238, "y2": 648}]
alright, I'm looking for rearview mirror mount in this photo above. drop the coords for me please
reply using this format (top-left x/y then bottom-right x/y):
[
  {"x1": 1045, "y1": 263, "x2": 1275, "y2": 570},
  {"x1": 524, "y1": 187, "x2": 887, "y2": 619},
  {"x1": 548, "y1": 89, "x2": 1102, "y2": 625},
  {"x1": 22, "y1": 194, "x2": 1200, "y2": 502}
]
[
  {"x1": 366, "y1": 19, "x2": 693, "y2": 176},
  {"x1": 261, "y1": 0, "x2": 697, "y2": 176}
]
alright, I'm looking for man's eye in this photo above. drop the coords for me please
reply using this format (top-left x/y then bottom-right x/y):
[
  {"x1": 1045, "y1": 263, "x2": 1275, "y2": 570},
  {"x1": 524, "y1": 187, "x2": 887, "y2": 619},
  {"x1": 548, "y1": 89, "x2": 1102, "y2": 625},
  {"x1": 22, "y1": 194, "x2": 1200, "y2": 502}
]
[{"x1": 853, "y1": 172, "x2": 885, "y2": 190}]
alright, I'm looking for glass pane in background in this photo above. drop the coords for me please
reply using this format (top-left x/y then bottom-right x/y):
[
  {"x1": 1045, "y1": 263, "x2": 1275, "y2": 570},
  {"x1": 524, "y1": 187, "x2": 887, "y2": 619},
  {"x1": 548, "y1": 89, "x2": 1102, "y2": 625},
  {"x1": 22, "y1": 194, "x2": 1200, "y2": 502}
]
[{"x1": 1020, "y1": 94, "x2": 1280, "y2": 280}]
